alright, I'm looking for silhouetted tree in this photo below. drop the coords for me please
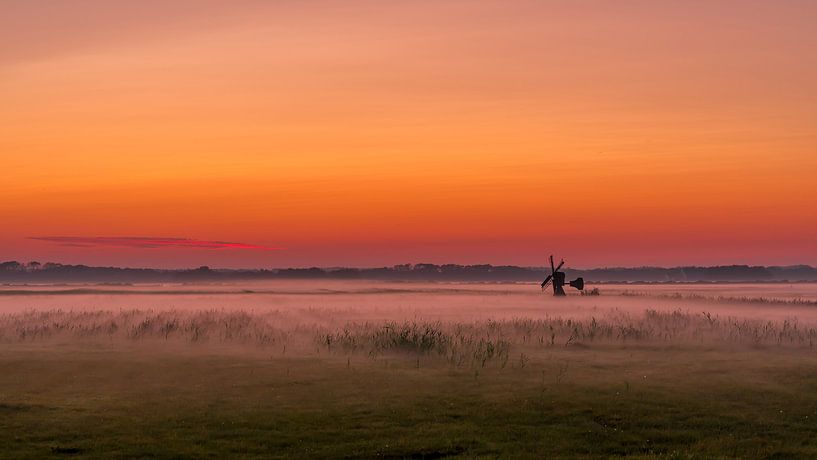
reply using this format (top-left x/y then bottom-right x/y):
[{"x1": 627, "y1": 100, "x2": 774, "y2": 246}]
[{"x1": 0, "y1": 261, "x2": 22, "y2": 271}]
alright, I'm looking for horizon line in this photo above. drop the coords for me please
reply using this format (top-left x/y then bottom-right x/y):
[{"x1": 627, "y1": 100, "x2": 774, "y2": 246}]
[{"x1": 2, "y1": 260, "x2": 815, "y2": 272}]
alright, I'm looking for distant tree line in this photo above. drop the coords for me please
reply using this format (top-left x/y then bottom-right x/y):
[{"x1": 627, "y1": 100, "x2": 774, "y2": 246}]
[{"x1": 1, "y1": 261, "x2": 816, "y2": 283}]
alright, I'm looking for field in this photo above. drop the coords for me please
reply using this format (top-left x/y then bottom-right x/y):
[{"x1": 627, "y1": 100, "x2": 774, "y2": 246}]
[{"x1": 2, "y1": 282, "x2": 817, "y2": 458}]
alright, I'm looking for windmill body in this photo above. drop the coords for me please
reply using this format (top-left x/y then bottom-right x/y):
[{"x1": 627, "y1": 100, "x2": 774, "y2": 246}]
[
  {"x1": 552, "y1": 271, "x2": 567, "y2": 295},
  {"x1": 541, "y1": 255, "x2": 584, "y2": 296}
]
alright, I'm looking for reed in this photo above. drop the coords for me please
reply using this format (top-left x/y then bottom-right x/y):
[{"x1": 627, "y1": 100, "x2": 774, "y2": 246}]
[{"x1": 3, "y1": 308, "x2": 817, "y2": 353}]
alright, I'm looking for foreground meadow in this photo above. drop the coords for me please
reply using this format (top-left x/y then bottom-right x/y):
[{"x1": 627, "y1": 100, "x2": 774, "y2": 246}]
[{"x1": 2, "y1": 282, "x2": 817, "y2": 458}]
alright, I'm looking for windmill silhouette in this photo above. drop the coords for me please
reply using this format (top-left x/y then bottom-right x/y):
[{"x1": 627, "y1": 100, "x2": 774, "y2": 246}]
[{"x1": 541, "y1": 255, "x2": 584, "y2": 296}]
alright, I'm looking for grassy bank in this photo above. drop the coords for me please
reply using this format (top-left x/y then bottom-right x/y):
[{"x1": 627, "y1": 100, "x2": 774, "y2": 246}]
[{"x1": 2, "y1": 334, "x2": 817, "y2": 458}]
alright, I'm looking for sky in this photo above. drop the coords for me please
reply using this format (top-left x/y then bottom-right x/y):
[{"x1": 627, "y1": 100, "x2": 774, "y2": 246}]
[{"x1": 1, "y1": 0, "x2": 816, "y2": 269}]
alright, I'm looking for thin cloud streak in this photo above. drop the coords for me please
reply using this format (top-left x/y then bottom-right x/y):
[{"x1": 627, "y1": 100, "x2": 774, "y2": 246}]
[{"x1": 29, "y1": 237, "x2": 281, "y2": 251}]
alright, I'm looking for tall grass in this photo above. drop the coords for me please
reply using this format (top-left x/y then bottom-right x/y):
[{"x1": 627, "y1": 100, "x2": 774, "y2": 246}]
[
  {"x1": 620, "y1": 290, "x2": 817, "y2": 306},
  {"x1": 320, "y1": 321, "x2": 512, "y2": 367},
  {"x1": 2, "y1": 308, "x2": 817, "y2": 361},
  {"x1": 0, "y1": 309, "x2": 288, "y2": 345}
]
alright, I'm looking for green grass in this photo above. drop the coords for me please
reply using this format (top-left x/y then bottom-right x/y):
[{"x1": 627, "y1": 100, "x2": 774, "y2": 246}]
[{"x1": 2, "y1": 340, "x2": 817, "y2": 458}]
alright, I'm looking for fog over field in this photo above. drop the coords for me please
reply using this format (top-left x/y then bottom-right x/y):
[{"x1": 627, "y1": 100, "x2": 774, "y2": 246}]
[
  {"x1": 4, "y1": 282, "x2": 817, "y2": 457},
  {"x1": 3, "y1": 282, "x2": 817, "y2": 358},
  {"x1": 2, "y1": 281, "x2": 817, "y2": 322}
]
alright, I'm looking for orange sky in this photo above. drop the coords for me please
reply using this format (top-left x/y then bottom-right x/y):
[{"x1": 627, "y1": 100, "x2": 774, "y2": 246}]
[{"x1": 2, "y1": 0, "x2": 816, "y2": 268}]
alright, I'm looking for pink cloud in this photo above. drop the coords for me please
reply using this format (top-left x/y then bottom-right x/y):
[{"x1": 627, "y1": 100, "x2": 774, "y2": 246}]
[{"x1": 29, "y1": 236, "x2": 281, "y2": 251}]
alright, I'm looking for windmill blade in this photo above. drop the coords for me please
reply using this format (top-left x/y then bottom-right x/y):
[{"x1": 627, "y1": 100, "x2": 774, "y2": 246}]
[
  {"x1": 554, "y1": 259, "x2": 565, "y2": 273},
  {"x1": 540, "y1": 274, "x2": 552, "y2": 290},
  {"x1": 549, "y1": 255, "x2": 556, "y2": 274}
]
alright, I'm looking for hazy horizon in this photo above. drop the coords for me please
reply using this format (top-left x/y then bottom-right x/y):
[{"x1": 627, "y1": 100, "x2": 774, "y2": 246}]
[{"x1": 3, "y1": 258, "x2": 817, "y2": 271}]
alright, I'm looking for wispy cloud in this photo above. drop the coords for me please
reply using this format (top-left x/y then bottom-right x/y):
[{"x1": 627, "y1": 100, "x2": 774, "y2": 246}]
[{"x1": 29, "y1": 236, "x2": 281, "y2": 251}]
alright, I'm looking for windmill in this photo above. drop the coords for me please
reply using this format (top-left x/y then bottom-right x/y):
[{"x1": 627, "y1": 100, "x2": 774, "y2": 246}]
[{"x1": 540, "y1": 255, "x2": 584, "y2": 296}]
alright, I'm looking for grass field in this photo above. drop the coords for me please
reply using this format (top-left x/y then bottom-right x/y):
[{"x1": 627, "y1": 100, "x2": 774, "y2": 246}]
[{"x1": 2, "y1": 283, "x2": 817, "y2": 458}]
